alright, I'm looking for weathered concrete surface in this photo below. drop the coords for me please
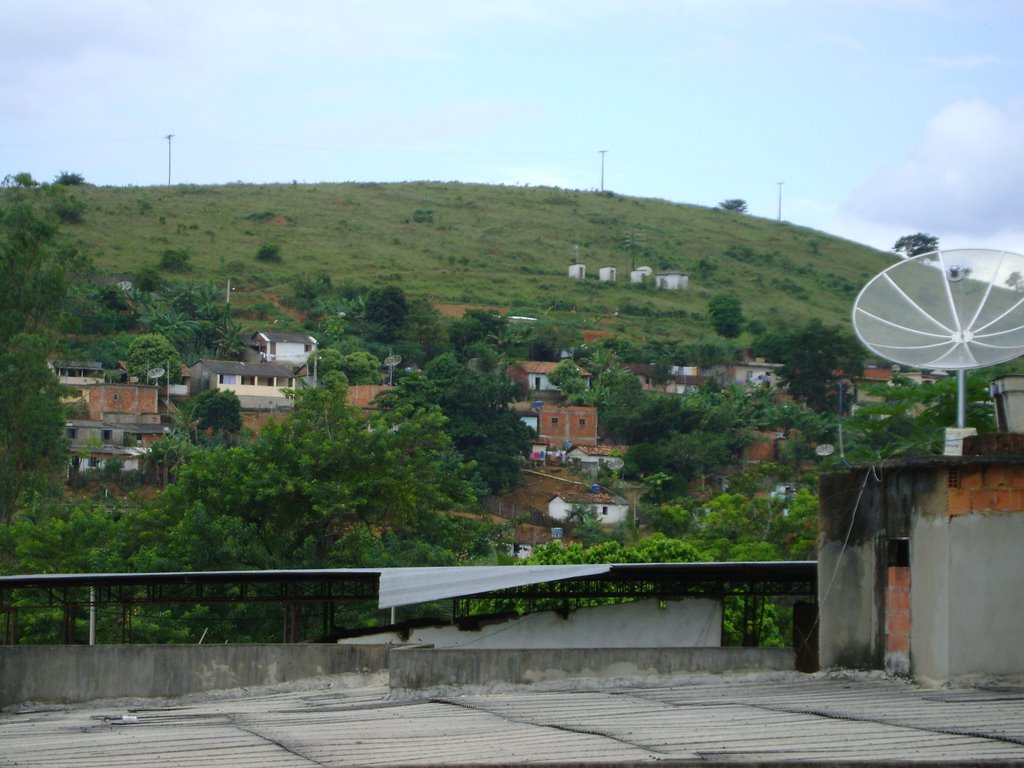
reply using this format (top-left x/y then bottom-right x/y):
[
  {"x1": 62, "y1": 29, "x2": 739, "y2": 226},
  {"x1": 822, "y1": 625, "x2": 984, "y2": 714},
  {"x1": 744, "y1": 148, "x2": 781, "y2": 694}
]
[
  {"x1": 0, "y1": 644, "x2": 388, "y2": 707},
  {"x1": 389, "y1": 647, "x2": 795, "y2": 690},
  {"x1": 4, "y1": 672, "x2": 1024, "y2": 766},
  {"x1": 341, "y1": 598, "x2": 722, "y2": 649}
]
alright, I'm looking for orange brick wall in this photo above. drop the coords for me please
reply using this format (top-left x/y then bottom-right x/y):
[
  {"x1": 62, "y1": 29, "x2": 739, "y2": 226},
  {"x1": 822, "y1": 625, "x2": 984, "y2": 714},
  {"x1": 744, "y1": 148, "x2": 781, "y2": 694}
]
[
  {"x1": 885, "y1": 566, "x2": 911, "y2": 662},
  {"x1": 87, "y1": 385, "x2": 160, "y2": 421},
  {"x1": 947, "y1": 465, "x2": 1024, "y2": 517}
]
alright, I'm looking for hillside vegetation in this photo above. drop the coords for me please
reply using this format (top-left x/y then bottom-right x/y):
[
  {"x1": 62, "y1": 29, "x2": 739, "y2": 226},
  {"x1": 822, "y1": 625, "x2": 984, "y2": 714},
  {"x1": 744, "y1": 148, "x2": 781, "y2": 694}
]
[{"x1": 66, "y1": 181, "x2": 895, "y2": 341}]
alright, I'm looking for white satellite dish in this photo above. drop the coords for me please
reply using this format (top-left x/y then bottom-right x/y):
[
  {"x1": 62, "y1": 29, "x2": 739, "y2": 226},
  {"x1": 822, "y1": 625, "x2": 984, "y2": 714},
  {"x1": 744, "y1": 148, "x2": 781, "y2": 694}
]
[
  {"x1": 853, "y1": 248, "x2": 1024, "y2": 426},
  {"x1": 605, "y1": 457, "x2": 625, "y2": 470},
  {"x1": 636, "y1": 265, "x2": 653, "y2": 276},
  {"x1": 147, "y1": 367, "x2": 165, "y2": 383},
  {"x1": 815, "y1": 443, "x2": 835, "y2": 457},
  {"x1": 383, "y1": 353, "x2": 402, "y2": 385},
  {"x1": 853, "y1": 248, "x2": 1024, "y2": 370}
]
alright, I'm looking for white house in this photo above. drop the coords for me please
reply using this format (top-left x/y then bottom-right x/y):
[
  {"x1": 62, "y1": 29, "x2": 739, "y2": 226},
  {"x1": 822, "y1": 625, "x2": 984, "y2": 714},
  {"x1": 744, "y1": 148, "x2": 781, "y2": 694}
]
[
  {"x1": 548, "y1": 490, "x2": 631, "y2": 524},
  {"x1": 655, "y1": 271, "x2": 688, "y2": 290},
  {"x1": 565, "y1": 445, "x2": 627, "y2": 476},
  {"x1": 188, "y1": 360, "x2": 300, "y2": 409},
  {"x1": 249, "y1": 331, "x2": 318, "y2": 364}
]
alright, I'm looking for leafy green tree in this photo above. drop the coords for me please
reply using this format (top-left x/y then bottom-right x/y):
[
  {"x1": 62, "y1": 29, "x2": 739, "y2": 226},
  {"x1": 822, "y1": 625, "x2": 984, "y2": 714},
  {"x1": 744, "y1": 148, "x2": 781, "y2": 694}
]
[
  {"x1": 185, "y1": 389, "x2": 242, "y2": 439},
  {"x1": 708, "y1": 294, "x2": 745, "y2": 339},
  {"x1": 339, "y1": 351, "x2": 383, "y2": 384},
  {"x1": 718, "y1": 199, "x2": 748, "y2": 213},
  {"x1": 363, "y1": 286, "x2": 409, "y2": 343},
  {"x1": 125, "y1": 333, "x2": 183, "y2": 383},
  {"x1": 893, "y1": 232, "x2": 939, "y2": 258},
  {"x1": 153, "y1": 382, "x2": 487, "y2": 569},
  {"x1": 54, "y1": 171, "x2": 86, "y2": 186},
  {"x1": 755, "y1": 320, "x2": 864, "y2": 412},
  {"x1": 381, "y1": 352, "x2": 531, "y2": 494},
  {"x1": 843, "y1": 370, "x2": 994, "y2": 459},
  {"x1": 547, "y1": 359, "x2": 589, "y2": 404},
  {"x1": 0, "y1": 188, "x2": 78, "y2": 523}
]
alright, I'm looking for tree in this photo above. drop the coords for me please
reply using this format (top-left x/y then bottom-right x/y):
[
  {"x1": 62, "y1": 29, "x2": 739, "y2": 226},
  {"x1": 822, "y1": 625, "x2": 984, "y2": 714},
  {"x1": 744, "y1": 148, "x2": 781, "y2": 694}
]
[
  {"x1": 185, "y1": 389, "x2": 242, "y2": 439},
  {"x1": 0, "y1": 189, "x2": 78, "y2": 523},
  {"x1": 363, "y1": 286, "x2": 409, "y2": 343},
  {"x1": 755, "y1": 320, "x2": 864, "y2": 412},
  {"x1": 154, "y1": 382, "x2": 486, "y2": 569},
  {"x1": 125, "y1": 333, "x2": 183, "y2": 383},
  {"x1": 718, "y1": 199, "x2": 748, "y2": 213},
  {"x1": 54, "y1": 171, "x2": 86, "y2": 186},
  {"x1": 708, "y1": 294, "x2": 745, "y2": 339},
  {"x1": 380, "y1": 352, "x2": 531, "y2": 494},
  {"x1": 893, "y1": 233, "x2": 939, "y2": 259},
  {"x1": 547, "y1": 359, "x2": 589, "y2": 404}
]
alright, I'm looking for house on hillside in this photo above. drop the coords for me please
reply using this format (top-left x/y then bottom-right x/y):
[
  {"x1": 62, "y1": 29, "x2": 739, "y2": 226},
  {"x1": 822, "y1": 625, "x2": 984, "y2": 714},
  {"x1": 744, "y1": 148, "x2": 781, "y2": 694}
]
[
  {"x1": 49, "y1": 360, "x2": 108, "y2": 387},
  {"x1": 509, "y1": 361, "x2": 592, "y2": 396},
  {"x1": 566, "y1": 444, "x2": 627, "y2": 476},
  {"x1": 188, "y1": 359, "x2": 301, "y2": 410},
  {"x1": 655, "y1": 271, "x2": 688, "y2": 290},
  {"x1": 711, "y1": 356, "x2": 781, "y2": 388},
  {"x1": 624, "y1": 363, "x2": 707, "y2": 395},
  {"x1": 247, "y1": 331, "x2": 318, "y2": 364},
  {"x1": 535, "y1": 404, "x2": 598, "y2": 449},
  {"x1": 548, "y1": 490, "x2": 631, "y2": 524}
]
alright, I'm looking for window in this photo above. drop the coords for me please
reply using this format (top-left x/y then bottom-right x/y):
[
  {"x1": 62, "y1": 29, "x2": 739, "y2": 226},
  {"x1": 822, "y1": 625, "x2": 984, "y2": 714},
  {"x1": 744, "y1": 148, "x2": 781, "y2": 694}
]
[
  {"x1": 550, "y1": 417, "x2": 559, "y2": 426},
  {"x1": 601, "y1": 506, "x2": 609, "y2": 516},
  {"x1": 66, "y1": 427, "x2": 77, "y2": 439},
  {"x1": 534, "y1": 376, "x2": 542, "y2": 389},
  {"x1": 101, "y1": 429, "x2": 113, "y2": 442},
  {"x1": 578, "y1": 418, "x2": 587, "y2": 427}
]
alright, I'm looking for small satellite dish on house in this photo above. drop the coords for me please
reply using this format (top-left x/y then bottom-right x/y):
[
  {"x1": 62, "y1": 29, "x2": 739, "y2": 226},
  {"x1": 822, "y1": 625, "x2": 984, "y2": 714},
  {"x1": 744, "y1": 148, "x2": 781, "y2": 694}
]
[
  {"x1": 852, "y1": 248, "x2": 1024, "y2": 427},
  {"x1": 605, "y1": 457, "x2": 625, "y2": 470},
  {"x1": 147, "y1": 367, "x2": 165, "y2": 381},
  {"x1": 815, "y1": 444, "x2": 835, "y2": 457},
  {"x1": 383, "y1": 353, "x2": 402, "y2": 385},
  {"x1": 636, "y1": 266, "x2": 653, "y2": 276}
]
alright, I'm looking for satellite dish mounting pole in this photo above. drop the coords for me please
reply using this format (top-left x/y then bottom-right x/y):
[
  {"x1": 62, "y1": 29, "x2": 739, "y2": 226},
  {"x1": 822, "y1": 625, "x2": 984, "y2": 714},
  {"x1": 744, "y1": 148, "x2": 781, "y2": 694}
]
[{"x1": 957, "y1": 369, "x2": 967, "y2": 428}]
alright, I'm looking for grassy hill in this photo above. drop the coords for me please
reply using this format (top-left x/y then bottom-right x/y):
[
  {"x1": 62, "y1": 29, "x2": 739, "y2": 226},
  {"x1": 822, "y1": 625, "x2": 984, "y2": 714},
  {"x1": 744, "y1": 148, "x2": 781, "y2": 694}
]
[{"x1": 63, "y1": 181, "x2": 897, "y2": 343}]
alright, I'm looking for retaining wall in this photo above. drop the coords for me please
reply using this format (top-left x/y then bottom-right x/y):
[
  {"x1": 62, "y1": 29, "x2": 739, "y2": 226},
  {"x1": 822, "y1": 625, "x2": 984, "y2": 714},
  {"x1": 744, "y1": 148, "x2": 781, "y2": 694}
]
[
  {"x1": 0, "y1": 644, "x2": 388, "y2": 707},
  {"x1": 389, "y1": 646, "x2": 796, "y2": 689}
]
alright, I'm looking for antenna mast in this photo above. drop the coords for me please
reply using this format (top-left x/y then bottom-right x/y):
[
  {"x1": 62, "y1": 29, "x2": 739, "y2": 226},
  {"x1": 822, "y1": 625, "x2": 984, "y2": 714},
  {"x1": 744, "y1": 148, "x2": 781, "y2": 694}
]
[{"x1": 165, "y1": 134, "x2": 174, "y2": 185}]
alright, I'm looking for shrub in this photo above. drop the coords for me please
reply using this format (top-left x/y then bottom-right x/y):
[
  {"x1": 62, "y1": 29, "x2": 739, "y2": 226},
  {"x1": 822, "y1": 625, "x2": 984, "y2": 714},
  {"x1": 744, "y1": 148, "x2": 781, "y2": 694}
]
[
  {"x1": 256, "y1": 243, "x2": 282, "y2": 262},
  {"x1": 159, "y1": 249, "x2": 191, "y2": 272}
]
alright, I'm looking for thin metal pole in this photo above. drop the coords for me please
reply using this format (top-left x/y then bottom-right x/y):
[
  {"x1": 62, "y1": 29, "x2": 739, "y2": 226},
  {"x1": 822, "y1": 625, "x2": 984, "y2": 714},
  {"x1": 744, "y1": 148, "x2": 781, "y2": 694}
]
[
  {"x1": 89, "y1": 586, "x2": 96, "y2": 645},
  {"x1": 599, "y1": 150, "x2": 607, "y2": 191},
  {"x1": 958, "y1": 369, "x2": 967, "y2": 428},
  {"x1": 776, "y1": 181, "x2": 784, "y2": 221},
  {"x1": 165, "y1": 134, "x2": 174, "y2": 185}
]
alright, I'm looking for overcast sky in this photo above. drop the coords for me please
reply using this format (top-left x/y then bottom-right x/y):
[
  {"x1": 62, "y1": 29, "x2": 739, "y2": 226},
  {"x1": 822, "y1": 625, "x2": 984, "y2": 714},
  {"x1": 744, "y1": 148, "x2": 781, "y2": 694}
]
[{"x1": 3, "y1": 0, "x2": 1022, "y2": 255}]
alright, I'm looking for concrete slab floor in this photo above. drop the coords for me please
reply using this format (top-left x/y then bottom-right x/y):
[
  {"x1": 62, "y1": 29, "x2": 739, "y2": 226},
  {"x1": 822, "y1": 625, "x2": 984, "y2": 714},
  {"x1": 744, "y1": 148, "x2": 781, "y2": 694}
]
[{"x1": 3, "y1": 671, "x2": 1024, "y2": 766}]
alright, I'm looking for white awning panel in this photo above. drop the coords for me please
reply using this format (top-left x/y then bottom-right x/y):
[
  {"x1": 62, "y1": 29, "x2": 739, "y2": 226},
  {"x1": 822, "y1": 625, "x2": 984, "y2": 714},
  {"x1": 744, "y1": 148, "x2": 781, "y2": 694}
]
[{"x1": 378, "y1": 565, "x2": 612, "y2": 609}]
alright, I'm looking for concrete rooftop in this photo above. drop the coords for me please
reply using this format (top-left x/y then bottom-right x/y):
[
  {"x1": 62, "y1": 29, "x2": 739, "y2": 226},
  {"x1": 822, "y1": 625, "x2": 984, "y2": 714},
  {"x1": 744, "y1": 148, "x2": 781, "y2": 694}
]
[{"x1": 4, "y1": 672, "x2": 1024, "y2": 766}]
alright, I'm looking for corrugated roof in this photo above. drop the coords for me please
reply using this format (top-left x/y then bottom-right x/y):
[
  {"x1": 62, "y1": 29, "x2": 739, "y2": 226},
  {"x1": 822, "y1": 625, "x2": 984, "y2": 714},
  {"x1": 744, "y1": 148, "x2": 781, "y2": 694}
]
[{"x1": 377, "y1": 565, "x2": 611, "y2": 609}]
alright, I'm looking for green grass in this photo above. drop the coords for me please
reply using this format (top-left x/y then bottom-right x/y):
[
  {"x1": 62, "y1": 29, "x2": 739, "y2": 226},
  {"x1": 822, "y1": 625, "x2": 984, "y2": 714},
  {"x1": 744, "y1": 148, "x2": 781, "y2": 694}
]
[{"x1": 64, "y1": 181, "x2": 896, "y2": 341}]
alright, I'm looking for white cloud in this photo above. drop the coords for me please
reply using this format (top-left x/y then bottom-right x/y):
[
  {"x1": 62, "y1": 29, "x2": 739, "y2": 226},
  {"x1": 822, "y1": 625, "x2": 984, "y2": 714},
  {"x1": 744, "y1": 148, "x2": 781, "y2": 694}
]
[{"x1": 837, "y1": 99, "x2": 1024, "y2": 246}]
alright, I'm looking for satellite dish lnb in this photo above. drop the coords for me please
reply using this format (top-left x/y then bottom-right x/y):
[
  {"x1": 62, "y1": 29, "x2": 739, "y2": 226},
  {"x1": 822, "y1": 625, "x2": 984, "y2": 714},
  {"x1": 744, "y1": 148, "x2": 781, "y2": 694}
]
[{"x1": 852, "y1": 248, "x2": 1024, "y2": 370}]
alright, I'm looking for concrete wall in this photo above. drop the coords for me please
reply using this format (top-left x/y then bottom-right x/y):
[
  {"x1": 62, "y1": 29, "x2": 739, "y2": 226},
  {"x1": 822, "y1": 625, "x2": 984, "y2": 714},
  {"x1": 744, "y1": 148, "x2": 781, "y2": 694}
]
[
  {"x1": 340, "y1": 599, "x2": 721, "y2": 650},
  {"x1": 819, "y1": 458, "x2": 1024, "y2": 685},
  {"x1": 0, "y1": 644, "x2": 388, "y2": 707},
  {"x1": 389, "y1": 646, "x2": 795, "y2": 689}
]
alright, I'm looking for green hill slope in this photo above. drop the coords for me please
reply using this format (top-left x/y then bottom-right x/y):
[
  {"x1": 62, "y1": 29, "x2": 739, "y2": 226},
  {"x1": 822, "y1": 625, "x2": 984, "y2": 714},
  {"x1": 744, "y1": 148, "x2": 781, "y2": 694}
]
[{"x1": 64, "y1": 181, "x2": 896, "y2": 341}]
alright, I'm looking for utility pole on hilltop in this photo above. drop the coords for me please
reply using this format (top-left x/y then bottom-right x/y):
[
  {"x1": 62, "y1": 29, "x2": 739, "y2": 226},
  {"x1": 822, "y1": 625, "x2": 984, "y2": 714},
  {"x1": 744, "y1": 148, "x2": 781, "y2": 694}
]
[
  {"x1": 165, "y1": 134, "x2": 174, "y2": 185},
  {"x1": 776, "y1": 181, "x2": 784, "y2": 221},
  {"x1": 599, "y1": 150, "x2": 608, "y2": 192}
]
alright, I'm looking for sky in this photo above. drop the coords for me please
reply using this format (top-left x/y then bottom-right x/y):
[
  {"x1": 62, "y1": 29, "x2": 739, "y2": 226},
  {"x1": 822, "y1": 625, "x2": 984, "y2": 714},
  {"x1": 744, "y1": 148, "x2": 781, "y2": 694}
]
[{"x1": 3, "y1": 0, "x2": 1023, "y2": 255}]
